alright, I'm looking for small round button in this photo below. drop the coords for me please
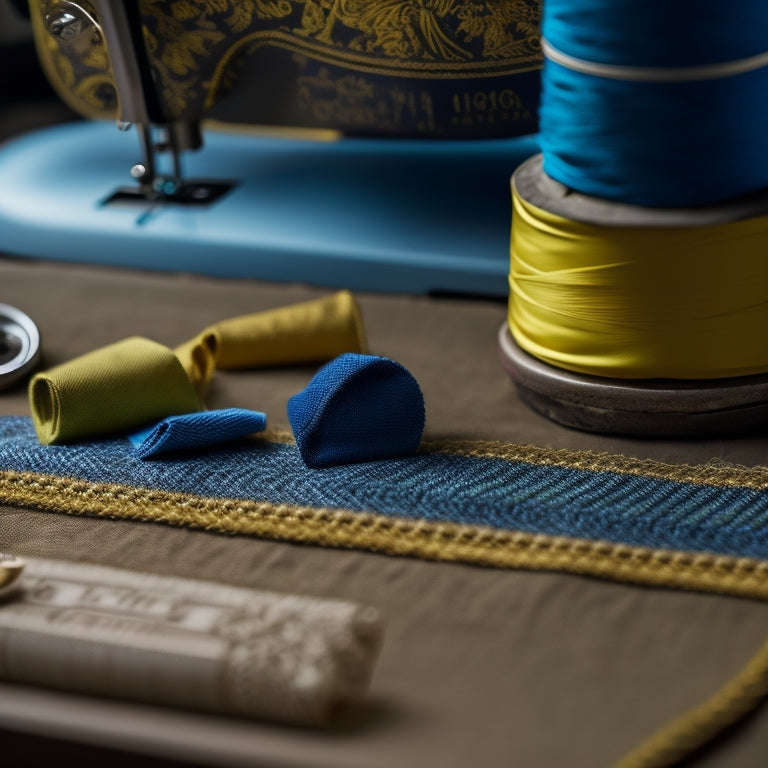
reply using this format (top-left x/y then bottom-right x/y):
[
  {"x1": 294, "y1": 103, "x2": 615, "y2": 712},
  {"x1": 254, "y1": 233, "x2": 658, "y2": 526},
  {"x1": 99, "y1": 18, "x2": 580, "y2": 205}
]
[
  {"x1": 0, "y1": 553, "x2": 25, "y2": 592},
  {"x1": 0, "y1": 303, "x2": 41, "y2": 391}
]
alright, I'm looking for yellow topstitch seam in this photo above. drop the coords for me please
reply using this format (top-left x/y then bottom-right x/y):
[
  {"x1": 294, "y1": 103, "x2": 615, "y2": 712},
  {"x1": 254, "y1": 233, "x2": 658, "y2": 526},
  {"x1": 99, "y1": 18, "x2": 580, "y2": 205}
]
[
  {"x1": 421, "y1": 439, "x2": 768, "y2": 491},
  {"x1": 256, "y1": 429, "x2": 768, "y2": 490}
]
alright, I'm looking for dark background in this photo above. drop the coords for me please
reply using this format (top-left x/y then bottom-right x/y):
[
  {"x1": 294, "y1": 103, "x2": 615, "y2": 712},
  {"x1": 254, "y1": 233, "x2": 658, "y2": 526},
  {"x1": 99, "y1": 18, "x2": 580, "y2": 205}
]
[{"x1": 0, "y1": 0, "x2": 80, "y2": 142}]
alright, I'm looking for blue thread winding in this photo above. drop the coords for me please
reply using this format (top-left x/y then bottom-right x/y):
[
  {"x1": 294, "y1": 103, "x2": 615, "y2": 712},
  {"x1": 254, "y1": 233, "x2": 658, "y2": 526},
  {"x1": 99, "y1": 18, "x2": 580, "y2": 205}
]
[{"x1": 539, "y1": 0, "x2": 768, "y2": 206}]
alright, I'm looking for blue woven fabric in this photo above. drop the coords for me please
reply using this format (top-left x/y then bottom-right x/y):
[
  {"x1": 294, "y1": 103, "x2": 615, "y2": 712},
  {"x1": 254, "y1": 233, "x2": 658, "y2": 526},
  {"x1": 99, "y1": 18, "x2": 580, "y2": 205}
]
[
  {"x1": 287, "y1": 353, "x2": 425, "y2": 468},
  {"x1": 2, "y1": 416, "x2": 768, "y2": 560},
  {"x1": 128, "y1": 409, "x2": 266, "y2": 459}
]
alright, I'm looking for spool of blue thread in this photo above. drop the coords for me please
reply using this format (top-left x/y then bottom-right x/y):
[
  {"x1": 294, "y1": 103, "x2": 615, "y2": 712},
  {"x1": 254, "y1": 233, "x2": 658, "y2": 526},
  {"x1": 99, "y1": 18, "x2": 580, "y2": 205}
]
[{"x1": 538, "y1": 0, "x2": 768, "y2": 207}]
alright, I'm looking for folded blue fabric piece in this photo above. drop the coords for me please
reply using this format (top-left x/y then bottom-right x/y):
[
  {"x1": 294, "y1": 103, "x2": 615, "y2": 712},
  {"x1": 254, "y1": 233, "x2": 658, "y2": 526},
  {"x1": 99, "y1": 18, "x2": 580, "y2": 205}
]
[
  {"x1": 129, "y1": 408, "x2": 267, "y2": 459},
  {"x1": 287, "y1": 353, "x2": 425, "y2": 468}
]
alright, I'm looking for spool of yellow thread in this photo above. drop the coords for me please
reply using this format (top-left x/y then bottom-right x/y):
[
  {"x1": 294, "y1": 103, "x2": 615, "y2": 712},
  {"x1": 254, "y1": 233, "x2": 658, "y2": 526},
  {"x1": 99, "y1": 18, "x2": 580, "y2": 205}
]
[{"x1": 499, "y1": 154, "x2": 768, "y2": 436}]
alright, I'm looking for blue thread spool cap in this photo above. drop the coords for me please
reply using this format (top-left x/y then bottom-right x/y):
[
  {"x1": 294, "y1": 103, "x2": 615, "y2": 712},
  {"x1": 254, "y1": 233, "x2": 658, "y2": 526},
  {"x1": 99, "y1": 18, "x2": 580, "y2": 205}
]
[
  {"x1": 0, "y1": 304, "x2": 40, "y2": 391},
  {"x1": 287, "y1": 353, "x2": 425, "y2": 468}
]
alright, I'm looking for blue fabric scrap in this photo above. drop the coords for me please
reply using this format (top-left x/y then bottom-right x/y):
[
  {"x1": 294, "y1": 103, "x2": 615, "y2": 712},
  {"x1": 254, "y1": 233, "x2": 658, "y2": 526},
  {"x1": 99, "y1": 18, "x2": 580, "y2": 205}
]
[
  {"x1": 128, "y1": 408, "x2": 267, "y2": 459},
  {"x1": 287, "y1": 353, "x2": 425, "y2": 468}
]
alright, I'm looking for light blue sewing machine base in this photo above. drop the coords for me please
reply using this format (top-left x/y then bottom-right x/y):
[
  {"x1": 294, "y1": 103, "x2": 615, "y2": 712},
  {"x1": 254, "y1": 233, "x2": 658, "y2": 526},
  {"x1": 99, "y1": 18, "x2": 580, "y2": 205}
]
[{"x1": 0, "y1": 121, "x2": 539, "y2": 296}]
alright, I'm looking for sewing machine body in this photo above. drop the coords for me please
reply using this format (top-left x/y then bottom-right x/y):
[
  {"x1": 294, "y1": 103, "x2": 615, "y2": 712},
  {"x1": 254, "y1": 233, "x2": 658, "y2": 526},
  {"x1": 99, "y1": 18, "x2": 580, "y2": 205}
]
[
  {"x1": 0, "y1": 0, "x2": 541, "y2": 295},
  {"x1": 0, "y1": 120, "x2": 538, "y2": 293}
]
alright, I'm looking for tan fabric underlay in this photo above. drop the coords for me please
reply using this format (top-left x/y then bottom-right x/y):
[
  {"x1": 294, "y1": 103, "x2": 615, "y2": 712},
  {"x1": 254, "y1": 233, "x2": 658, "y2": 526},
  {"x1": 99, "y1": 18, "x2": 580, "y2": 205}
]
[{"x1": 1, "y1": 258, "x2": 767, "y2": 768}]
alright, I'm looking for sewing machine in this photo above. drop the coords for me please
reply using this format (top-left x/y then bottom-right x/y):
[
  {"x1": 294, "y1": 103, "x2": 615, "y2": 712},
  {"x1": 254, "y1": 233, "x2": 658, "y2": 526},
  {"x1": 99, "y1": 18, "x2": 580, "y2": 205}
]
[{"x1": 0, "y1": 0, "x2": 542, "y2": 296}]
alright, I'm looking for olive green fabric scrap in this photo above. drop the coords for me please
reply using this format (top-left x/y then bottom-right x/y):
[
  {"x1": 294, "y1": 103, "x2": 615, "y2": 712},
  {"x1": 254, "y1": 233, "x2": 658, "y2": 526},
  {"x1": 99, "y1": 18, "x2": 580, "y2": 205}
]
[{"x1": 27, "y1": 290, "x2": 366, "y2": 444}]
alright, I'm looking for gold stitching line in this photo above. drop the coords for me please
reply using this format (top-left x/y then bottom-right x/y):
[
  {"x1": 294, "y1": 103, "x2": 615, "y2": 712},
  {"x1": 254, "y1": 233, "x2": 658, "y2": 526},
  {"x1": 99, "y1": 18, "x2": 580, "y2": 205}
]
[
  {"x1": 256, "y1": 429, "x2": 768, "y2": 491},
  {"x1": 421, "y1": 439, "x2": 768, "y2": 491},
  {"x1": 2, "y1": 470, "x2": 768, "y2": 600}
]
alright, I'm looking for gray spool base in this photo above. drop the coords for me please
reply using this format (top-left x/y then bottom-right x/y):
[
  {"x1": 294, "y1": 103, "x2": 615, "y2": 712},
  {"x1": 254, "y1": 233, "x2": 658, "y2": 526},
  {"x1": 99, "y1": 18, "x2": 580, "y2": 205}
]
[
  {"x1": 514, "y1": 154, "x2": 768, "y2": 227},
  {"x1": 498, "y1": 325, "x2": 768, "y2": 438}
]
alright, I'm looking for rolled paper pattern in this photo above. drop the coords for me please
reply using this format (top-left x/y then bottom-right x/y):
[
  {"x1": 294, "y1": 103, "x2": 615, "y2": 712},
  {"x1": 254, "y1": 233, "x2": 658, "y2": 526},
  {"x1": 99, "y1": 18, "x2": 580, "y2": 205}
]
[
  {"x1": 176, "y1": 291, "x2": 368, "y2": 396},
  {"x1": 287, "y1": 353, "x2": 425, "y2": 468},
  {"x1": 28, "y1": 337, "x2": 201, "y2": 445},
  {"x1": 129, "y1": 408, "x2": 267, "y2": 458},
  {"x1": 0, "y1": 557, "x2": 384, "y2": 726}
]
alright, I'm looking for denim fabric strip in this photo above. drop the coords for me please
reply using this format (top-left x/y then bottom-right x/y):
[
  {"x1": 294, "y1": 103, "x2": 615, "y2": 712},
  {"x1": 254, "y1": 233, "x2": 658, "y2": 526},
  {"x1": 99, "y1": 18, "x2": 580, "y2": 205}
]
[{"x1": 1, "y1": 416, "x2": 767, "y2": 560}]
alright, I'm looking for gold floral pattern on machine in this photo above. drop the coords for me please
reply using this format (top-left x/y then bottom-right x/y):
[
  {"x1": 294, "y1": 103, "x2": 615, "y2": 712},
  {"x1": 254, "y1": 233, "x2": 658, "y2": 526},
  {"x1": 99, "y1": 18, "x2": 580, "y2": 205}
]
[
  {"x1": 29, "y1": 0, "x2": 542, "y2": 131},
  {"x1": 141, "y1": 0, "x2": 541, "y2": 62}
]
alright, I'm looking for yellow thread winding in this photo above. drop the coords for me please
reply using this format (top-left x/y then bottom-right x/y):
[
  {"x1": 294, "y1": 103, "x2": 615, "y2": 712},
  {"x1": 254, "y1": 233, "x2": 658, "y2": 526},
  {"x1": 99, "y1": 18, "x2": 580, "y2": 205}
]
[{"x1": 509, "y1": 186, "x2": 768, "y2": 379}]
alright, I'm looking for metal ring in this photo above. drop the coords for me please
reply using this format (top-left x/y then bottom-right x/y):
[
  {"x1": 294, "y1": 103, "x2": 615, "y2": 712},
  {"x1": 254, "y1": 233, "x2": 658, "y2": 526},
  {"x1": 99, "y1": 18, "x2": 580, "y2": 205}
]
[{"x1": 0, "y1": 303, "x2": 41, "y2": 391}]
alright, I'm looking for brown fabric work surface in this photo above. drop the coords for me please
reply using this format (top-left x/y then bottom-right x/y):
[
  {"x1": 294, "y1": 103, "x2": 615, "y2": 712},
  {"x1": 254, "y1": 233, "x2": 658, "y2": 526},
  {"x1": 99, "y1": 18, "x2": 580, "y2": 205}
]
[{"x1": 1, "y1": 258, "x2": 768, "y2": 768}]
